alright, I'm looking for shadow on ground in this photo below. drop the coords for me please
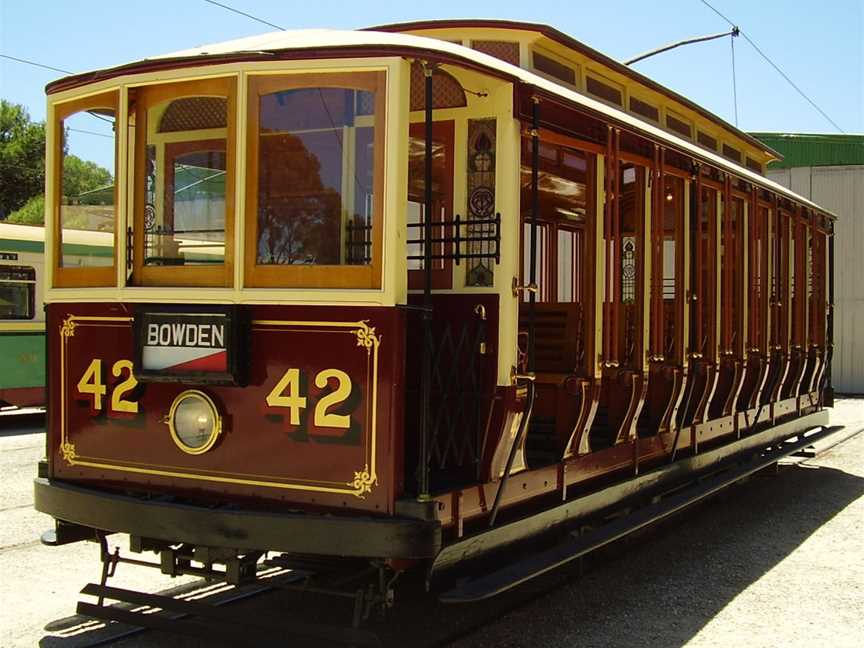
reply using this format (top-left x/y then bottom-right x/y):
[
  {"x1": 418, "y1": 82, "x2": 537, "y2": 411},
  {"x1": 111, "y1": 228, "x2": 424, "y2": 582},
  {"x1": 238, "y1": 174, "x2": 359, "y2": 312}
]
[
  {"x1": 0, "y1": 411, "x2": 45, "y2": 437},
  {"x1": 435, "y1": 460, "x2": 864, "y2": 648},
  {"x1": 36, "y1": 449, "x2": 864, "y2": 647}
]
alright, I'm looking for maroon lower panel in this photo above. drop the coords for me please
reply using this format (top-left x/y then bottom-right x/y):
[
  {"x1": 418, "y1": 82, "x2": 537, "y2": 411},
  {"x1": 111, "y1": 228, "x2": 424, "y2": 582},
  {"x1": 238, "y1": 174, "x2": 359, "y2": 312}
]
[{"x1": 47, "y1": 303, "x2": 405, "y2": 515}]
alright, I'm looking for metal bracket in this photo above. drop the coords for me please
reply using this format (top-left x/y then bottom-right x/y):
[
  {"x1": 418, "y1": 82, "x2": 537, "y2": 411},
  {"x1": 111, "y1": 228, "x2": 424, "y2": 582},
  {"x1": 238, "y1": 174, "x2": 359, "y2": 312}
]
[{"x1": 512, "y1": 276, "x2": 538, "y2": 297}]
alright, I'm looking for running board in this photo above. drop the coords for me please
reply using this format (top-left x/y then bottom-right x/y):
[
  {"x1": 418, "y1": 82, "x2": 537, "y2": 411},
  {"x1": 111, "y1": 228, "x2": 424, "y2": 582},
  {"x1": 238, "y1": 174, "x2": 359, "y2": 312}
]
[
  {"x1": 440, "y1": 424, "x2": 839, "y2": 603},
  {"x1": 78, "y1": 583, "x2": 381, "y2": 647}
]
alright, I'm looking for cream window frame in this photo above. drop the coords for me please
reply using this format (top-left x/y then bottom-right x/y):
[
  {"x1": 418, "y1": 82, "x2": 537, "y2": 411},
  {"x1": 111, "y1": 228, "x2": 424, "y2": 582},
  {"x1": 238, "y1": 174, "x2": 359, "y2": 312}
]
[
  {"x1": 243, "y1": 70, "x2": 386, "y2": 289},
  {"x1": 131, "y1": 76, "x2": 238, "y2": 288},
  {"x1": 52, "y1": 90, "x2": 119, "y2": 288}
]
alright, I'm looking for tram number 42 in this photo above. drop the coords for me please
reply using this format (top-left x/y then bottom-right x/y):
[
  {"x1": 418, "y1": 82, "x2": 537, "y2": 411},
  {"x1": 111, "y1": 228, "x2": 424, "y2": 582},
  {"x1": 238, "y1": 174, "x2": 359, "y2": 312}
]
[
  {"x1": 266, "y1": 368, "x2": 353, "y2": 430},
  {"x1": 74, "y1": 361, "x2": 355, "y2": 429},
  {"x1": 77, "y1": 359, "x2": 139, "y2": 414}
]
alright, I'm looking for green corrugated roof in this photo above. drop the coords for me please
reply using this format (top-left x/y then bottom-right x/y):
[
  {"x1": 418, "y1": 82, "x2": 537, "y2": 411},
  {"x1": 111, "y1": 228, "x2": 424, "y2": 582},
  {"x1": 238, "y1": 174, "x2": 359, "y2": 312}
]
[{"x1": 751, "y1": 132, "x2": 864, "y2": 169}]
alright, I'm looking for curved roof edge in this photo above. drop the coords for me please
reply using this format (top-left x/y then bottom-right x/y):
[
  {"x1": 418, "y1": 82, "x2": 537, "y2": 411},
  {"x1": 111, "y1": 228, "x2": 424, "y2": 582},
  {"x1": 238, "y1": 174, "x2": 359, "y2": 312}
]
[
  {"x1": 366, "y1": 19, "x2": 782, "y2": 161},
  {"x1": 42, "y1": 29, "x2": 832, "y2": 218}
]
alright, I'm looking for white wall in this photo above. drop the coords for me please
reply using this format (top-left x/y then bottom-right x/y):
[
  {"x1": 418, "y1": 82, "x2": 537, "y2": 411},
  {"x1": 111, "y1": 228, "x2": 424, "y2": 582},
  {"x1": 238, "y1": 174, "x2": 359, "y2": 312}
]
[{"x1": 769, "y1": 165, "x2": 864, "y2": 394}]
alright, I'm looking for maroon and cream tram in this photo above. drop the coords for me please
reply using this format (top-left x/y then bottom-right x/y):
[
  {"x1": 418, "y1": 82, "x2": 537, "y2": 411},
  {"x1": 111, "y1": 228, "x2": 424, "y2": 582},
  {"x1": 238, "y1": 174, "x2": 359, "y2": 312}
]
[{"x1": 36, "y1": 19, "x2": 834, "y2": 621}]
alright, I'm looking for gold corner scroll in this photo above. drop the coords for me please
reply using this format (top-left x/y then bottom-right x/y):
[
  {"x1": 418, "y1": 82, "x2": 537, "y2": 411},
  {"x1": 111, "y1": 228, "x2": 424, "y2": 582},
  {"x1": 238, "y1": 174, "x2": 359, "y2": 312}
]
[
  {"x1": 60, "y1": 441, "x2": 77, "y2": 462},
  {"x1": 60, "y1": 317, "x2": 77, "y2": 338},
  {"x1": 350, "y1": 465, "x2": 377, "y2": 496},
  {"x1": 354, "y1": 320, "x2": 381, "y2": 355}
]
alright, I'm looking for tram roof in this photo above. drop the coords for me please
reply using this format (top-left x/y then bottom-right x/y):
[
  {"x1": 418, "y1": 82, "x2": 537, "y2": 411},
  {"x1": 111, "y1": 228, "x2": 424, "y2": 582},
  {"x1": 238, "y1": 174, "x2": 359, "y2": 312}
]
[{"x1": 45, "y1": 28, "x2": 835, "y2": 218}]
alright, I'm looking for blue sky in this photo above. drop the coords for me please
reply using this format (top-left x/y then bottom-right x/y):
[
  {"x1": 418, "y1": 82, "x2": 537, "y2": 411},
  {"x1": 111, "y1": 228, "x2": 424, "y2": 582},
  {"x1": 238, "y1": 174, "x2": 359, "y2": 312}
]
[{"x1": 1, "y1": 0, "x2": 861, "y2": 169}]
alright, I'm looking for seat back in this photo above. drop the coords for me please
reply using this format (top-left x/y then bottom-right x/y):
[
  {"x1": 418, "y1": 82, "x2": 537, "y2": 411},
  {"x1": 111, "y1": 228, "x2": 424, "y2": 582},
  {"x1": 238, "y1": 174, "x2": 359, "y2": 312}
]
[{"x1": 518, "y1": 303, "x2": 582, "y2": 374}]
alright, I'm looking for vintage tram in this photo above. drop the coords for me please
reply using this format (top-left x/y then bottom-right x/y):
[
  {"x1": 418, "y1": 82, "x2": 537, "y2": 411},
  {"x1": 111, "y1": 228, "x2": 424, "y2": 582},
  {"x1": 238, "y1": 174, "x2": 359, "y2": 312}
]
[{"x1": 35, "y1": 19, "x2": 834, "y2": 621}]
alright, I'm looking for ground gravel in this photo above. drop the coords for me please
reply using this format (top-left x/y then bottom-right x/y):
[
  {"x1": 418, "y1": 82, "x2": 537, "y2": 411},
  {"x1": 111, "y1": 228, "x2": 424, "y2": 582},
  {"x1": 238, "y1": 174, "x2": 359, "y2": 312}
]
[
  {"x1": 451, "y1": 399, "x2": 864, "y2": 648},
  {"x1": 1, "y1": 401, "x2": 861, "y2": 647}
]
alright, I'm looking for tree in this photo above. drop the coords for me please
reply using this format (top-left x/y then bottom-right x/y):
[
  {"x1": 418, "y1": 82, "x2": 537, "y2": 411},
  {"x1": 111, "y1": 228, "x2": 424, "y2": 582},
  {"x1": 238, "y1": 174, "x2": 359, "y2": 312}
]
[
  {"x1": 62, "y1": 155, "x2": 112, "y2": 198},
  {"x1": 256, "y1": 133, "x2": 342, "y2": 265},
  {"x1": 0, "y1": 100, "x2": 45, "y2": 218},
  {"x1": 7, "y1": 195, "x2": 44, "y2": 225}
]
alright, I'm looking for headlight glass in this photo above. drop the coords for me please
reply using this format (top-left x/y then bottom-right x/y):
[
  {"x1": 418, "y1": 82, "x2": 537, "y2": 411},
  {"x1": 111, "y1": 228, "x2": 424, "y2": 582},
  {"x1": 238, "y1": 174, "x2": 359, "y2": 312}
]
[{"x1": 168, "y1": 391, "x2": 221, "y2": 454}]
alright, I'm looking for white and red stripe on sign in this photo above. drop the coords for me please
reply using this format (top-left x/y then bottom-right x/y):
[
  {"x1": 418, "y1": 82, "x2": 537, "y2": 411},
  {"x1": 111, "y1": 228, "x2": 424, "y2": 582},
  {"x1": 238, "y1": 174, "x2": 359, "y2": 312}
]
[{"x1": 141, "y1": 315, "x2": 228, "y2": 373}]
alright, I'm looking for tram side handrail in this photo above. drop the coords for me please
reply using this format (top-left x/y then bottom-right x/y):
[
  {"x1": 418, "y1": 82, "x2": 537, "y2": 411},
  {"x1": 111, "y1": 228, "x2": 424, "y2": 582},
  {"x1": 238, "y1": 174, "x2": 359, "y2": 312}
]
[{"x1": 404, "y1": 212, "x2": 501, "y2": 265}]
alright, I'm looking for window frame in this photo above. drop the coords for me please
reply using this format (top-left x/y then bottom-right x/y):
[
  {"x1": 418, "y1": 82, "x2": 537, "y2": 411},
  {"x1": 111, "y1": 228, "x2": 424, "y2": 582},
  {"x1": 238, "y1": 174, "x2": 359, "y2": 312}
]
[
  {"x1": 0, "y1": 265, "x2": 36, "y2": 320},
  {"x1": 665, "y1": 111, "x2": 693, "y2": 140},
  {"x1": 244, "y1": 71, "x2": 386, "y2": 289},
  {"x1": 131, "y1": 76, "x2": 237, "y2": 288},
  {"x1": 519, "y1": 135, "x2": 595, "y2": 305},
  {"x1": 407, "y1": 120, "x2": 455, "y2": 291},
  {"x1": 532, "y1": 48, "x2": 579, "y2": 88},
  {"x1": 629, "y1": 95, "x2": 660, "y2": 123},
  {"x1": 53, "y1": 90, "x2": 119, "y2": 288},
  {"x1": 584, "y1": 72, "x2": 624, "y2": 108}
]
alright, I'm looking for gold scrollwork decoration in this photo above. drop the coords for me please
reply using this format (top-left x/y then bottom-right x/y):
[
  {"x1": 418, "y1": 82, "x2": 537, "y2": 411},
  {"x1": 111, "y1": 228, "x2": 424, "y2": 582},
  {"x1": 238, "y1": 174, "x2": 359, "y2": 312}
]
[
  {"x1": 60, "y1": 441, "x2": 77, "y2": 463},
  {"x1": 350, "y1": 465, "x2": 377, "y2": 497},
  {"x1": 354, "y1": 321, "x2": 380, "y2": 355},
  {"x1": 60, "y1": 318, "x2": 77, "y2": 338}
]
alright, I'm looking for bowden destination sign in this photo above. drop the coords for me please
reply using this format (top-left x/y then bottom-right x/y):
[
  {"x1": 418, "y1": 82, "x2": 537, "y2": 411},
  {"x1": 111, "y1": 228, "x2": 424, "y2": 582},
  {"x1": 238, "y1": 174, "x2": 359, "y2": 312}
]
[{"x1": 140, "y1": 312, "x2": 229, "y2": 374}]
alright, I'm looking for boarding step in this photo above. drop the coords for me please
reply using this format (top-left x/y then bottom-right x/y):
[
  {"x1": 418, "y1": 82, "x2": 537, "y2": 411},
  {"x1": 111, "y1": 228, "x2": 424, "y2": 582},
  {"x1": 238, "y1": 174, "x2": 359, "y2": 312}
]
[
  {"x1": 440, "y1": 424, "x2": 838, "y2": 603},
  {"x1": 79, "y1": 582, "x2": 381, "y2": 647}
]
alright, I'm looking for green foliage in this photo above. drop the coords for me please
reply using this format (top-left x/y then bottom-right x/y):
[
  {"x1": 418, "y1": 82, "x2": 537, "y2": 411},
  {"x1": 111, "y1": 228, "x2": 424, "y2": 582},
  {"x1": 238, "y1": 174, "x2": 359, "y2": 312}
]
[
  {"x1": 62, "y1": 154, "x2": 112, "y2": 198},
  {"x1": 0, "y1": 99, "x2": 113, "y2": 224},
  {"x1": 7, "y1": 194, "x2": 44, "y2": 225},
  {"x1": 0, "y1": 100, "x2": 45, "y2": 218}
]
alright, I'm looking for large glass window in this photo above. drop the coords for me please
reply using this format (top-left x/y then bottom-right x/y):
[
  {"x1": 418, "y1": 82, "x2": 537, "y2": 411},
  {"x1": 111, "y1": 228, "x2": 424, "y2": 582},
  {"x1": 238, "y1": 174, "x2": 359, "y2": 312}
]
[
  {"x1": 0, "y1": 266, "x2": 35, "y2": 319},
  {"x1": 132, "y1": 78, "x2": 236, "y2": 286},
  {"x1": 655, "y1": 174, "x2": 684, "y2": 362},
  {"x1": 53, "y1": 91, "x2": 118, "y2": 287},
  {"x1": 692, "y1": 185, "x2": 718, "y2": 358},
  {"x1": 719, "y1": 195, "x2": 745, "y2": 356},
  {"x1": 519, "y1": 138, "x2": 590, "y2": 304},
  {"x1": 407, "y1": 121, "x2": 454, "y2": 289},
  {"x1": 245, "y1": 72, "x2": 385, "y2": 288}
]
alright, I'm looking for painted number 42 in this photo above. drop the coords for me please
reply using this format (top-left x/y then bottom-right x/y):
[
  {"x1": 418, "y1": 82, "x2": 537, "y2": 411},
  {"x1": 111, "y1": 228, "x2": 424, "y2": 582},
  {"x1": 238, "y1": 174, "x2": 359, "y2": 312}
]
[
  {"x1": 266, "y1": 368, "x2": 352, "y2": 429},
  {"x1": 77, "y1": 359, "x2": 139, "y2": 414}
]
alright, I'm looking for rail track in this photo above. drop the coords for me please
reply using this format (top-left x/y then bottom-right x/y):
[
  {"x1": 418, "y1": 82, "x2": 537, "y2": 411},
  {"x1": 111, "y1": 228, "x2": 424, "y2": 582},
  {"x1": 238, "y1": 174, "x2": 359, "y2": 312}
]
[{"x1": 48, "y1": 422, "x2": 862, "y2": 648}]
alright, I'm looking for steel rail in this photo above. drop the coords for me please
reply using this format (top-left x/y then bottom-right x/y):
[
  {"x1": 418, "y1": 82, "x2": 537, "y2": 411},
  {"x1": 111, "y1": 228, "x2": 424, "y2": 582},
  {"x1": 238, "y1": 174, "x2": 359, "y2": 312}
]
[{"x1": 428, "y1": 421, "x2": 860, "y2": 645}]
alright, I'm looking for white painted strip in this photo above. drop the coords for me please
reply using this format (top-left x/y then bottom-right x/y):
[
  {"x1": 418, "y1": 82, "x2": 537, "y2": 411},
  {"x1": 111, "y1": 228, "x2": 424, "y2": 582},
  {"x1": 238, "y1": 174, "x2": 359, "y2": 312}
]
[{"x1": 142, "y1": 346, "x2": 223, "y2": 370}]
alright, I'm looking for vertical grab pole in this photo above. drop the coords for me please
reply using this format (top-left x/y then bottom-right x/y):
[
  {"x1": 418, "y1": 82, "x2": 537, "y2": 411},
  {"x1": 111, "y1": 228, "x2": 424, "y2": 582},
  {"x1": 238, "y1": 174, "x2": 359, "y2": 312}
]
[
  {"x1": 826, "y1": 219, "x2": 834, "y2": 405},
  {"x1": 418, "y1": 62, "x2": 435, "y2": 501},
  {"x1": 528, "y1": 97, "x2": 540, "y2": 373}
]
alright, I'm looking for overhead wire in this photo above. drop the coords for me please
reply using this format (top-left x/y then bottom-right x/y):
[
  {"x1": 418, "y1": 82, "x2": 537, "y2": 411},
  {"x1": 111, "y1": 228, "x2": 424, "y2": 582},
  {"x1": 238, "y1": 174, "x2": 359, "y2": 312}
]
[
  {"x1": 0, "y1": 53, "x2": 72, "y2": 75},
  {"x1": 200, "y1": 0, "x2": 367, "y2": 198},
  {"x1": 201, "y1": 0, "x2": 285, "y2": 31},
  {"x1": 68, "y1": 128, "x2": 114, "y2": 139},
  {"x1": 1, "y1": 54, "x2": 115, "y2": 132},
  {"x1": 698, "y1": 0, "x2": 845, "y2": 133}
]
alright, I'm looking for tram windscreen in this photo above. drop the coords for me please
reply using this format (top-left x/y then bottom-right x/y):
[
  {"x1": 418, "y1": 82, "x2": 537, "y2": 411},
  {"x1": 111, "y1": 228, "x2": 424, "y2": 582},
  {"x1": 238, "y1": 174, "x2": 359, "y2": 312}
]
[
  {"x1": 143, "y1": 97, "x2": 228, "y2": 267},
  {"x1": 58, "y1": 109, "x2": 116, "y2": 268},
  {"x1": 255, "y1": 87, "x2": 376, "y2": 266}
]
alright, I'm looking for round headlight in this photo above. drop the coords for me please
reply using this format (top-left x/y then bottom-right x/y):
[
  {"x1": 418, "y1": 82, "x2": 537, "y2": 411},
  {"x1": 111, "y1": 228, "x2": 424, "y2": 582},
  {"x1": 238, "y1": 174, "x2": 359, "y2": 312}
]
[{"x1": 167, "y1": 390, "x2": 222, "y2": 455}]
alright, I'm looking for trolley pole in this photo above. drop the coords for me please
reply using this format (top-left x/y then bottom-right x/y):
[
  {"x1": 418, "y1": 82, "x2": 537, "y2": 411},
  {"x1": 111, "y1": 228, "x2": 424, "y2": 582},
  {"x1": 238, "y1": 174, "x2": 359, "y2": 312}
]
[{"x1": 418, "y1": 62, "x2": 435, "y2": 501}]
